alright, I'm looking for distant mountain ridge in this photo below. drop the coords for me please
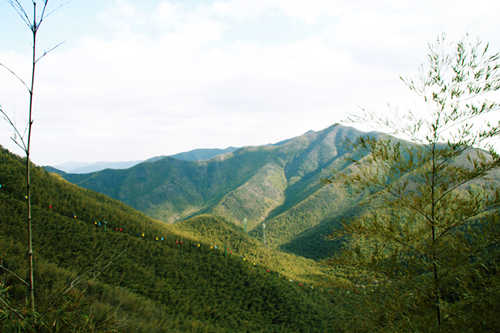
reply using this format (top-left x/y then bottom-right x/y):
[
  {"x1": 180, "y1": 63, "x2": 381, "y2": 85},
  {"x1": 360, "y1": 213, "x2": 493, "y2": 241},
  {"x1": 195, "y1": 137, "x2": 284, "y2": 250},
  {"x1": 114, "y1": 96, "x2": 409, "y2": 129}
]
[
  {"x1": 52, "y1": 160, "x2": 143, "y2": 174},
  {"x1": 48, "y1": 147, "x2": 239, "y2": 173},
  {"x1": 166, "y1": 147, "x2": 239, "y2": 162}
]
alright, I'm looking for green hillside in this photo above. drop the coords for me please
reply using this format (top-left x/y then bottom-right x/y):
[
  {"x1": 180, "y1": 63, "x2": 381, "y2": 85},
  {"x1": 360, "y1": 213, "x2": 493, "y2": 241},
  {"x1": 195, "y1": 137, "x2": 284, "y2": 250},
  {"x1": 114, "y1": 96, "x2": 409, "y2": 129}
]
[
  {"x1": 0, "y1": 145, "x2": 342, "y2": 332},
  {"x1": 173, "y1": 215, "x2": 338, "y2": 287},
  {"x1": 64, "y1": 148, "x2": 276, "y2": 223},
  {"x1": 60, "y1": 124, "x2": 374, "y2": 258}
]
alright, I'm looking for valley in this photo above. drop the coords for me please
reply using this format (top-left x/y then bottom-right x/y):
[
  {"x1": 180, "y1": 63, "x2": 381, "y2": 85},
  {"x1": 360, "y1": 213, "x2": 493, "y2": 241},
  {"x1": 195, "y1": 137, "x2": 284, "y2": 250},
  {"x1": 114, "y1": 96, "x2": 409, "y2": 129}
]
[
  {"x1": 2, "y1": 122, "x2": 499, "y2": 332},
  {"x1": 56, "y1": 124, "x2": 375, "y2": 259}
]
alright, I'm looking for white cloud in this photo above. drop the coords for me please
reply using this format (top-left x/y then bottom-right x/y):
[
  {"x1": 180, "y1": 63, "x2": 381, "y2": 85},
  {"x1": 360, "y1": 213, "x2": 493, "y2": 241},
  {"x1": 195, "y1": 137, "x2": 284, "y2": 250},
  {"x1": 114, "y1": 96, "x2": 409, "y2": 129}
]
[{"x1": 1, "y1": 0, "x2": 499, "y2": 165}]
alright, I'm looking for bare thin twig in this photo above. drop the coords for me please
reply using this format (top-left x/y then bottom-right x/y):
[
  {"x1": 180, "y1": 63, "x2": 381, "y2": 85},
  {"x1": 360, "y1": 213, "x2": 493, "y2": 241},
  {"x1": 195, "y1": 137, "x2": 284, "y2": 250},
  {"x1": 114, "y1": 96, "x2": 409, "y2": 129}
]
[
  {"x1": 42, "y1": 0, "x2": 72, "y2": 22},
  {"x1": 38, "y1": 0, "x2": 50, "y2": 27},
  {"x1": 60, "y1": 249, "x2": 126, "y2": 297},
  {"x1": 7, "y1": 0, "x2": 31, "y2": 28},
  {"x1": 0, "y1": 107, "x2": 27, "y2": 151},
  {"x1": 10, "y1": 137, "x2": 26, "y2": 152},
  {"x1": 0, "y1": 62, "x2": 31, "y2": 93},
  {"x1": 35, "y1": 41, "x2": 65, "y2": 64}
]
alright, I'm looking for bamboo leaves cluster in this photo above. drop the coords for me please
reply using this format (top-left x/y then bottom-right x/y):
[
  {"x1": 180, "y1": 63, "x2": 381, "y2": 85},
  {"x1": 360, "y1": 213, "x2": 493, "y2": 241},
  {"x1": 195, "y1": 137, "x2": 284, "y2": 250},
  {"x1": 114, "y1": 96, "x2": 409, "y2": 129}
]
[{"x1": 327, "y1": 35, "x2": 500, "y2": 331}]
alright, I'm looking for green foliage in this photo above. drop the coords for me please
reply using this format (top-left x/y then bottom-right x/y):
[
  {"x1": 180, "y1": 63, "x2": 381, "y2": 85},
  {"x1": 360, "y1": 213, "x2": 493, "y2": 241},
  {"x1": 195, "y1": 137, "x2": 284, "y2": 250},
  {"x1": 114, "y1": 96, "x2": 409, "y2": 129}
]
[
  {"x1": 175, "y1": 214, "x2": 335, "y2": 286},
  {"x1": 1, "y1": 145, "x2": 338, "y2": 331},
  {"x1": 326, "y1": 34, "x2": 500, "y2": 331},
  {"x1": 279, "y1": 206, "x2": 359, "y2": 260}
]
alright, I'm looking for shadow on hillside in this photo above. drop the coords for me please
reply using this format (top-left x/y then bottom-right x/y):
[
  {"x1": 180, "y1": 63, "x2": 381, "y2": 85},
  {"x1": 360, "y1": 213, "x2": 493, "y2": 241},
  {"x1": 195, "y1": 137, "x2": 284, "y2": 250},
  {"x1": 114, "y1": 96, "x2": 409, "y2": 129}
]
[
  {"x1": 278, "y1": 207, "x2": 360, "y2": 260},
  {"x1": 297, "y1": 272, "x2": 336, "y2": 286}
]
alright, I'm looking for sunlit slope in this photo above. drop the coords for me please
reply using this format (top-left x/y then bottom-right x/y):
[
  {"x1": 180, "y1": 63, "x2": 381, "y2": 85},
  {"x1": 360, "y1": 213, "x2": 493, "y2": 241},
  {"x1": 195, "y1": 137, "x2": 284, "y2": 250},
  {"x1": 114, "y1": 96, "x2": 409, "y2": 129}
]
[
  {"x1": 173, "y1": 214, "x2": 335, "y2": 286},
  {"x1": 0, "y1": 146, "x2": 337, "y2": 331},
  {"x1": 61, "y1": 124, "x2": 371, "y2": 254},
  {"x1": 65, "y1": 148, "x2": 277, "y2": 223},
  {"x1": 209, "y1": 162, "x2": 288, "y2": 230}
]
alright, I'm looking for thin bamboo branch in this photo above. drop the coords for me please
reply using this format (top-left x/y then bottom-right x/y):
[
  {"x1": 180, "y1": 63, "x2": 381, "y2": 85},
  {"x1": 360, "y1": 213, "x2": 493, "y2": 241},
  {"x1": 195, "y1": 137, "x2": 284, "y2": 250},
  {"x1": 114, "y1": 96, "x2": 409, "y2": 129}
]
[
  {"x1": 434, "y1": 167, "x2": 494, "y2": 205},
  {"x1": 0, "y1": 264, "x2": 29, "y2": 286},
  {"x1": 38, "y1": 0, "x2": 50, "y2": 27},
  {"x1": 437, "y1": 204, "x2": 496, "y2": 241},
  {"x1": 25, "y1": 0, "x2": 37, "y2": 314},
  {"x1": 7, "y1": 0, "x2": 31, "y2": 28},
  {"x1": 10, "y1": 136, "x2": 26, "y2": 151},
  {"x1": 55, "y1": 249, "x2": 126, "y2": 302},
  {"x1": 4, "y1": 0, "x2": 66, "y2": 324},
  {"x1": 0, "y1": 107, "x2": 27, "y2": 151},
  {"x1": 35, "y1": 41, "x2": 64, "y2": 64},
  {"x1": 42, "y1": 0, "x2": 72, "y2": 22},
  {"x1": 0, "y1": 294, "x2": 25, "y2": 321},
  {"x1": 0, "y1": 62, "x2": 31, "y2": 93},
  {"x1": 387, "y1": 188, "x2": 434, "y2": 227}
]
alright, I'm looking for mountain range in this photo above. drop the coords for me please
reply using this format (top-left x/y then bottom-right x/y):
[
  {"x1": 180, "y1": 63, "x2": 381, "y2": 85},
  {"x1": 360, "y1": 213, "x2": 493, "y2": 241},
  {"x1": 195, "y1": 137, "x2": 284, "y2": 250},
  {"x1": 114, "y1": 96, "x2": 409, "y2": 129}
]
[
  {"x1": 53, "y1": 123, "x2": 500, "y2": 260},
  {"x1": 49, "y1": 147, "x2": 239, "y2": 173},
  {"x1": 53, "y1": 124, "x2": 380, "y2": 259}
]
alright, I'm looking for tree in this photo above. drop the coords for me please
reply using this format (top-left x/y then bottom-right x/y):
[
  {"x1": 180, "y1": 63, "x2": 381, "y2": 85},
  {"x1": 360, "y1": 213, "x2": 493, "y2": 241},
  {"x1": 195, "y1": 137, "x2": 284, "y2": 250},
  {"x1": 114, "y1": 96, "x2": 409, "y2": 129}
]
[
  {"x1": 0, "y1": 0, "x2": 63, "y2": 323},
  {"x1": 325, "y1": 34, "x2": 500, "y2": 331}
]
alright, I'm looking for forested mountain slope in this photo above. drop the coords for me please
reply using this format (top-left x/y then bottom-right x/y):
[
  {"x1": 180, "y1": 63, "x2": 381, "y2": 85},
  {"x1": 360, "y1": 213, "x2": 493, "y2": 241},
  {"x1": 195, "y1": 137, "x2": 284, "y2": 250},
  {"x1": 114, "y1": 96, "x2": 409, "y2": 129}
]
[
  {"x1": 60, "y1": 124, "x2": 374, "y2": 255},
  {"x1": 0, "y1": 145, "x2": 340, "y2": 331},
  {"x1": 59, "y1": 124, "x2": 500, "y2": 261}
]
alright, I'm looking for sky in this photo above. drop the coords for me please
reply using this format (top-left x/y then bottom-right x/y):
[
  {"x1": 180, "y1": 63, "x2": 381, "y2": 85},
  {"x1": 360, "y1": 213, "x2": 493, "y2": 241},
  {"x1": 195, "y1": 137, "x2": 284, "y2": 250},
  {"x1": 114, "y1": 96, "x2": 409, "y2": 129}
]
[{"x1": 1, "y1": 0, "x2": 499, "y2": 166}]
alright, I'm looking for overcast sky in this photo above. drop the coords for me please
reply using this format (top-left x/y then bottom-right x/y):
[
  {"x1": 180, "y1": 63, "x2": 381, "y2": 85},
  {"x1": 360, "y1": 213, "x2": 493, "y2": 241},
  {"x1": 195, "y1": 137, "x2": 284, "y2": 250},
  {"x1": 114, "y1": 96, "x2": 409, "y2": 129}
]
[{"x1": 1, "y1": 0, "x2": 499, "y2": 166}]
